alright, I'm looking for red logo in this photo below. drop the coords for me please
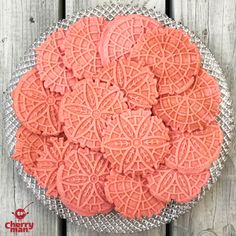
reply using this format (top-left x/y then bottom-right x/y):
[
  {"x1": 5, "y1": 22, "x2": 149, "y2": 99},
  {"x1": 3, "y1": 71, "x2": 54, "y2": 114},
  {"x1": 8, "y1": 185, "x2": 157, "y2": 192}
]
[{"x1": 5, "y1": 202, "x2": 34, "y2": 233}]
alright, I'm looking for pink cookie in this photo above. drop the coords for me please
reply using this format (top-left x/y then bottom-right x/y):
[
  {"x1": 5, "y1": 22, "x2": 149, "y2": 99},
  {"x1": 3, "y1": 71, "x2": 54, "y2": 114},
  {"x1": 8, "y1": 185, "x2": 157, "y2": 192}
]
[
  {"x1": 101, "y1": 109, "x2": 170, "y2": 176},
  {"x1": 63, "y1": 16, "x2": 107, "y2": 79},
  {"x1": 12, "y1": 68, "x2": 62, "y2": 136},
  {"x1": 59, "y1": 79, "x2": 128, "y2": 150},
  {"x1": 33, "y1": 137, "x2": 78, "y2": 197},
  {"x1": 147, "y1": 165, "x2": 210, "y2": 203},
  {"x1": 153, "y1": 68, "x2": 221, "y2": 132},
  {"x1": 130, "y1": 28, "x2": 200, "y2": 95},
  {"x1": 104, "y1": 171, "x2": 165, "y2": 219},
  {"x1": 57, "y1": 148, "x2": 113, "y2": 216},
  {"x1": 36, "y1": 29, "x2": 77, "y2": 94},
  {"x1": 13, "y1": 126, "x2": 48, "y2": 175},
  {"x1": 99, "y1": 14, "x2": 162, "y2": 66},
  {"x1": 166, "y1": 122, "x2": 223, "y2": 174},
  {"x1": 97, "y1": 58, "x2": 158, "y2": 109},
  {"x1": 98, "y1": 16, "x2": 126, "y2": 60}
]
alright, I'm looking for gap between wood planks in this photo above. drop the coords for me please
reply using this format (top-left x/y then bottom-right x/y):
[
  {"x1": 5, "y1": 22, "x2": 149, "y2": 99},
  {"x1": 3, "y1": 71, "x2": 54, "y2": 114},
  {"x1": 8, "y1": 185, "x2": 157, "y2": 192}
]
[
  {"x1": 57, "y1": 0, "x2": 173, "y2": 235},
  {"x1": 165, "y1": 0, "x2": 173, "y2": 235},
  {"x1": 58, "y1": 0, "x2": 67, "y2": 235}
]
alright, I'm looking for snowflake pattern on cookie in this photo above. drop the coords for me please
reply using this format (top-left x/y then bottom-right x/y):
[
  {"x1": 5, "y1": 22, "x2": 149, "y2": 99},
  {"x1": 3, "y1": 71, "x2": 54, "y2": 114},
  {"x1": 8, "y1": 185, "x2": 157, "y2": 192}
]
[
  {"x1": 104, "y1": 171, "x2": 165, "y2": 219},
  {"x1": 131, "y1": 28, "x2": 200, "y2": 95},
  {"x1": 101, "y1": 109, "x2": 170, "y2": 176},
  {"x1": 153, "y1": 68, "x2": 221, "y2": 132},
  {"x1": 57, "y1": 148, "x2": 113, "y2": 216},
  {"x1": 98, "y1": 58, "x2": 158, "y2": 109},
  {"x1": 12, "y1": 68, "x2": 62, "y2": 135},
  {"x1": 59, "y1": 79, "x2": 128, "y2": 150}
]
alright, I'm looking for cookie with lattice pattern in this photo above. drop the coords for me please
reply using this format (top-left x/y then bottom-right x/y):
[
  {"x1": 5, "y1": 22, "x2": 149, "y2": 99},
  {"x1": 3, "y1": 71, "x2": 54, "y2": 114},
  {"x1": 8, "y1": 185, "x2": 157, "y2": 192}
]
[
  {"x1": 101, "y1": 109, "x2": 170, "y2": 176},
  {"x1": 166, "y1": 122, "x2": 223, "y2": 174},
  {"x1": 147, "y1": 165, "x2": 210, "y2": 203},
  {"x1": 59, "y1": 79, "x2": 128, "y2": 150},
  {"x1": 13, "y1": 126, "x2": 48, "y2": 175},
  {"x1": 104, "y1": 171, "x2": 165, "y2": 219},
  {"x1": 36, "y1": 29, "x2": 77, "y2": 94},
  {"x1": 97, "y1": 58, "x2": 158, "y2": 109},
  {"x1": 99, "y1": 14, "x2": 162, "y2": 66},
  {"x1": 33, "y1": 137, "x2": 78, "y2": 197},
  {"x1": 12, "y1": 68, "x2": 62, "y2": 135},
  {"x1": 130, "y1": 27, "x2": 200, "y2": 95},
  {"x1": 153, "y1": 68, "x2": 221, "y2": 132},
  {"x1": 57, "y1": 148, "x2": 113, "y2": 216},
  {"x1": 63, "y1": 16, "x2": 107, "y2": 79}
]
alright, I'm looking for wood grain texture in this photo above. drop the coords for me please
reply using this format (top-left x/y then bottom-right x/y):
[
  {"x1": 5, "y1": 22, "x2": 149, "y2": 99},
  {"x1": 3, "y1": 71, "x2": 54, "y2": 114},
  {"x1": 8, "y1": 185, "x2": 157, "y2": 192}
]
[
  {"x1": 66, "y1": 0, "x2": 165, "y2": 15},
  {"x1": 171, "y1": 0, "x2": 236, "y2": 235},
  {"x1": 0, "y1": 0, "x2": 60, "y2": 235},
  {"x1": 65, "y1": 0, "x2": 165, "y2": 235}
]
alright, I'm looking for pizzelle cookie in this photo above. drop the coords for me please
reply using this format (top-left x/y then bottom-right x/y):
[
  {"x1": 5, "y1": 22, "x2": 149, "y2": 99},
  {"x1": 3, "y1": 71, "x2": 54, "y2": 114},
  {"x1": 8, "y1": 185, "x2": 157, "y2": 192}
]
[
  {"x1": 63, "y1": 16, "x2": 107, "y2": 79},
  {"x1": 57, "y1": 148, "x2": 113, "y2": 216},
  {"x1": 130, "y1": 27, "x2": 200, "y2": 95},
  {"x1": 59, "y1": 79, "x2": 128, "y2": 150},
  {"x1": 33, "y1": 137, "x2": 78, "y2": 197},
  {"x1": 153, "y1": 68, "x2": 221, "y2": 132},
  {"x1": 36, "y1": 29, "x2": 77, "y2": 94},
  {"x1": 101, "y1": 109, "x2": 170, "y2": 176},
  {"x1": 12, "y1": 68, "x2": 62, "y2": 136},
  {"x1": 99, "y1": 14, "x2": 162, "y2": 66},
  {"x1": 12, "y1": 126, "x2": 48, "y2": 175},
  {"x1": 166, "y1": 122, "x2": 223, "y2": 174},
  {"x1": 147, "y1": 165, "x2": 210, "y2": 203},
  {"x1": 97, "y1": 58, "x2": 158, "y2": 109},
  {"x1": 104, "y1": 171, "x2": 165, "y2": 219}
]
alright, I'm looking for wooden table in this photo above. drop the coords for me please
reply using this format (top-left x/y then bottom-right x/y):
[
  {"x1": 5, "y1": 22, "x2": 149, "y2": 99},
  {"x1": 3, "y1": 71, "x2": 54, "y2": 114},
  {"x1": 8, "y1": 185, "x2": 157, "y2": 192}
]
[{"x1": 1, "y1": 0, "x2": 235, "y2": 235}]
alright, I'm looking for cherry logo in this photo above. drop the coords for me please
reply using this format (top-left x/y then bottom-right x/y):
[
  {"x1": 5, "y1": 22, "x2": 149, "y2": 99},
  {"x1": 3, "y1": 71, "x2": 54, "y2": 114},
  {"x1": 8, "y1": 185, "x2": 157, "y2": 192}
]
[
  {"x1": 12, "y1": 202, "x2": 34, "y2": 221},
  {"x1": 5, "y1": 202, "x2": 35, "y2": 232}
]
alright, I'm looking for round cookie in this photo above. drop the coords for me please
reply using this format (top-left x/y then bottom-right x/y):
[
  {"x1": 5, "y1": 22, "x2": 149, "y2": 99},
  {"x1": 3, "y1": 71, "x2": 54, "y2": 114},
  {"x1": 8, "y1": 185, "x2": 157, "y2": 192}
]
[
  {"x1": 166, "y1": 122, "x2": 223, "y2": 174},
  {"x1": 98, "y1": 15, "x2": 126, "y2": 62},
  {"x1": 33, "y1": 137, "x2": 78, "y2": 197},
  {"x1": 12, "y1": 68, "x2": 62, "y2": 136},
  {"x1": 97, "y1": 58, "x2": 158, "y2": 109},
  {"x1": 104, "y1": 171, "x2": 165, "y2": 219},
  {"x1": 13, "y1": 126, "x2": 48, "y2": 175},
  {"x1": 130, "y1": 27, "x2": 200, "y2": 95},
  {"x1": 59, "y1": 79, "x2": 128, "y2": 150},
  {"x1": 153, "y1": 68, "x2": 221, "y2": 132},
  {"x1": 147, "y1": 165, "x2": 210, "y2": 203},
  {"x1": 36, "y1": 29, "x2": 77, "y2": 94},
  {"x1": 101, "y1": 109, "x2": 170, "y2": 176},
  {"x1": 63, "y1": 16, "x2": 107, "y2": 79},
  {"x1": 57, "y1": 148, "x2": 113, "y2": 216},
  {"x1": 99, "y1": 14, "x2": 162, "y2": 66}
]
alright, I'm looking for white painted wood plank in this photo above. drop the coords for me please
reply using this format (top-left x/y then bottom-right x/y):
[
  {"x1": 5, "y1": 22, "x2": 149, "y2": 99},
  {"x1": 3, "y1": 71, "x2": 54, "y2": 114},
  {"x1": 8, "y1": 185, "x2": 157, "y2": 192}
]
[
  {"x1": 0, "y1": 0, "x2": 60, "y2": 235},
  {"x1": 65, "y1": 0, "x2": 166, "y2": 235},
  {"x1": 66, "y1": 0, "x2": 165, "y2": 16},
  {"x1": 171, "y1": 1, "x2": 236, "y2": 235}
]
